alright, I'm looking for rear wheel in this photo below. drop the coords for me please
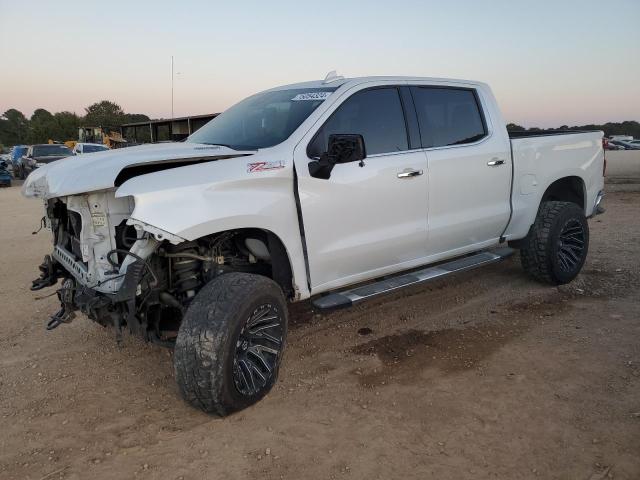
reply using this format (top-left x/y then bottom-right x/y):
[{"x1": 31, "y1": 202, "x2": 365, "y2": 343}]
[
  {"x1": 174, "y1": 273, "x2": 288, "y2": 416},
  {"x1": 519, "y1": 201, "x2": 589, "y2": 285}
]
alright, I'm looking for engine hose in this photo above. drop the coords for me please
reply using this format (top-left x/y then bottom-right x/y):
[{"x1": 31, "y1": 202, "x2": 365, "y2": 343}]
[{"x1": 106, "y1": 248, "x2": 159, "y2": 287}]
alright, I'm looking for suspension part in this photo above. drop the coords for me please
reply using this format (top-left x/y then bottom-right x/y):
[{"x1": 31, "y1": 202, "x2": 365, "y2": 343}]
[{"x1": 169, "y1": 241, "x2": 202, "y2": 299}]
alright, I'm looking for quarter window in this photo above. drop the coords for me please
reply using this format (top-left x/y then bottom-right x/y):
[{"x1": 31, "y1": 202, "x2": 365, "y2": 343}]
[
  {"x1": 307, "y1": 87, "x2": 408, "y2": 158},
  {"x1": 410, "y1": 87, "x2": 487, "y2": 148}
]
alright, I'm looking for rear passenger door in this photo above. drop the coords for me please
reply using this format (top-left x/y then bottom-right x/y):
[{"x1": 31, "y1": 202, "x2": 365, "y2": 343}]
[
  {"x1": 294, "y1": 85, "x2": 429, "y2": 293},
  {"x1": 410, "y1": 85, "x2": 512, "y2": 255}
]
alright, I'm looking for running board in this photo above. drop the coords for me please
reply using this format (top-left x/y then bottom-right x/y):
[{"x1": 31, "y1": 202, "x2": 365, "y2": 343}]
[{"x1": 311, "y1": 248, "x2": 514, "y2": 311}]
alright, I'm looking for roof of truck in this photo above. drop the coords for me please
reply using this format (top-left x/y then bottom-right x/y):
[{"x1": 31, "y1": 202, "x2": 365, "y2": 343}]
[{"x1": 266, "y1": 75, "x2": 487, "y2": 92}]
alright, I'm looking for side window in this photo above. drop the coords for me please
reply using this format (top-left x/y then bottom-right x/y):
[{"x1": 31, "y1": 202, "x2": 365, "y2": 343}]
[
  {"x1": 410, "y1": 87, "x2": 487, "y2": 148},
  {"x1": 307, "y1": 87, "x2": 408, "y2": 158}
]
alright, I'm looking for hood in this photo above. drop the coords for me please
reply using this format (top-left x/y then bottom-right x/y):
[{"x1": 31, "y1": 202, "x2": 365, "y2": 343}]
[
  {"x1": 33, "y1": 155, "x2": 70, "y2": 164},
  {"x1": 22, "y1": 142, "x2": 255, "y2": 199}
]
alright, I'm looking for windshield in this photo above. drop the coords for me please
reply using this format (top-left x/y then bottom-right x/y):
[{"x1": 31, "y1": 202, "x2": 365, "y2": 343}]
[
  {"x1": 33, "y1": 145, "x2": 72, "y2": 157},
  {"x1": 186, "y1": 87, "x2": 338, "y2": 150},
  {"x1": 83, "y1": 144, "x2": 108, "y2": 153}
]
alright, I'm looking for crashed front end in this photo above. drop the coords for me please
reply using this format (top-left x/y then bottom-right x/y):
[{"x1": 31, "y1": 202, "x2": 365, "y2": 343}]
[
  {"x1": 30, "y1": 190, "x2": 173, "y2": 342},
  {"x1": 27, "y1": 186, "x2": 274, "y2": 346},
  {"x1": 21, "y1": 141, "x2": 293, "y2": 346}
]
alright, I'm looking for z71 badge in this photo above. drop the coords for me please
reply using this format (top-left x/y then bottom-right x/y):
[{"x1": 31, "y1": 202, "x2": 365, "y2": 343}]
[{"x1": 247, "y1": 160, "x2": 285, "y2": 173}]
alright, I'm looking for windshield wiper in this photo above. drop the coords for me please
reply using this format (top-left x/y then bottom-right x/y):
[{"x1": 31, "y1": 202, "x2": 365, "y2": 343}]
[
  {"x1": 200, "y1": 143, "x2": 259, "y2": 151},
  {"x1": 201, "y1": 142, "x2": 237, "y2": 149}
]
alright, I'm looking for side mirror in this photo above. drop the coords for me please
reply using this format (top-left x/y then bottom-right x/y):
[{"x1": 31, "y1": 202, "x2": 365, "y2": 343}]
[
  {"x1": 308, "y1": 134, "x2": 366, "y2": 179},
  {"x1": 327, "y1": 134, "x2": 366, "y2": 164}
]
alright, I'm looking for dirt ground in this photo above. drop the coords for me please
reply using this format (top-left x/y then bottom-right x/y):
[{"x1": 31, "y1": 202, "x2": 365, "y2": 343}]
[{"x1": 0, "y1": 183, "x2": 638, "y2": 480}]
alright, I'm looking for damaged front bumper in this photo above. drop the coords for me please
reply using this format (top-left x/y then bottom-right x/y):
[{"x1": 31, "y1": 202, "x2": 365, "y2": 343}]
[{"x1": 32, "y1": 250, "x2": 153, "y2": 340}]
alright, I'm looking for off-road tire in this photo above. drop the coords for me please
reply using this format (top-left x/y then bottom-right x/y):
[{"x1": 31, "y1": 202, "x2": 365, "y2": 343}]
[
  {"x1": 520, "y1": 201, "x2": 589, "y2": 285},
  {"x1": 174, "y1": 273, "x2": 288, "y2": 416}
]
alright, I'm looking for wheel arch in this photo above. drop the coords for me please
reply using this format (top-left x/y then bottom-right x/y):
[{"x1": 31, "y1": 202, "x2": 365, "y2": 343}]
[
  {"x1": 508, "y1": 175, "x2": 587, "y2": 248},
  {"x1": 189, "y1": 227, "x2": 297, "y2": 300},
  {"x1": 540, "y1": 175, "x2": 586, "y2": 211}
]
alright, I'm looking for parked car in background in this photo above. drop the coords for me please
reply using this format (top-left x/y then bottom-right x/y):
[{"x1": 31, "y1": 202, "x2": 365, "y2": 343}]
[
  {"x1": 609, "y1": 140, "x2": 630, "y2": 150},
  {"x1": 618, "y1": 140, "x2": 640, "y2": 150},
  {"x1": 0, "y1": 159, "x2": 12, "y2": 187},
  {"x1": 73, "y1": 143, "x2": 109, "y2": 155},
  {"x1": 9, "y1": 145, "x2": 29, "y2": 178},
  {"x1": 20, "y1": 144, "x2": 73, "y2": 179},
  {"x1": 0, "y1": 152, "x2": 13, "y2": 175},
  {"x1": 604, "y1": 142, "x2": 625, "y2": 150}
]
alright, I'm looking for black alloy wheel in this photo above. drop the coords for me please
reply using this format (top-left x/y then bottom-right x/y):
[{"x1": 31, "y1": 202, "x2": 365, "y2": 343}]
[{"x1": 233, "y1": 303, "x2": 285, "y2": 396}]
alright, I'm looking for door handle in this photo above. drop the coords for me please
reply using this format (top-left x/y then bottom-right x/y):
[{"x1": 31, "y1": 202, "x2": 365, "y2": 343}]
[
  {"x1": 397, "y1": 168, "x2": 423, "y2": 178},
  {"x1": 487, "y1": 158, "x2": 506, "y2": 167}
]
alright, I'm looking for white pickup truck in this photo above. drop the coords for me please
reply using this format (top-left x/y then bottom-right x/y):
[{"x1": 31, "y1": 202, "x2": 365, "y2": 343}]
[{"x1": 23, "y1": 75, "x2": 605, "y2": 415}]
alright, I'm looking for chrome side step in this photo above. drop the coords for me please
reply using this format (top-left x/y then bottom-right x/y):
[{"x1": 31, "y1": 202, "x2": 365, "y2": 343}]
[{"x1": 311, "y1": 248, "x2": 514, "y2": 311}]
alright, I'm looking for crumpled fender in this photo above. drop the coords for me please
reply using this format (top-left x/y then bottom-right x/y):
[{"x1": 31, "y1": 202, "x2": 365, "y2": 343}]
[{"x1": 115, "y1": 151, "x2": 309, "y2": 298}]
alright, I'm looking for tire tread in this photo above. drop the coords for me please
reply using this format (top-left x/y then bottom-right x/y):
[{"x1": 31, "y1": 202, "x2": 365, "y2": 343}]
[
  {"x1": 174, "y1": 273, "x2": 286, "y2": 416},
  {"x1": 520, "y1": 201, "x2": 587, "y2": 285}
]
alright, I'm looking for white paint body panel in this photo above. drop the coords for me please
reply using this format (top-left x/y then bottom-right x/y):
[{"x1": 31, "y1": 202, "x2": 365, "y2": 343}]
[
  {"x1": 292, "y1": 80, "x2": 430, "y2": 293},
  {"x1": 21, "y1": 142, "x2": 255, "y2": 200},
  {"x1": 505, "y1": 133, "x2": 604, "y2": 239},
  {"x1": 22, "y1": 76, "x2": 604, "y2": 302},
  {"x1": 416, "y1": 81, "x2": 513, "y2": 257}
]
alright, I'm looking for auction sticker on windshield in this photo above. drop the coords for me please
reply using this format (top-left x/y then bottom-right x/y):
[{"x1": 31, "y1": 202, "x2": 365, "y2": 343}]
[{"x1": 291, "y1": 92, "x2": 332, "y2": 101}]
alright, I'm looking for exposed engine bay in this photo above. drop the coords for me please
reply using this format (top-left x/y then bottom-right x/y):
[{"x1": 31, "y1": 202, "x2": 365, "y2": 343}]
[{"x1": 32, "y1": 190, "x2": 289, "y2": 345}]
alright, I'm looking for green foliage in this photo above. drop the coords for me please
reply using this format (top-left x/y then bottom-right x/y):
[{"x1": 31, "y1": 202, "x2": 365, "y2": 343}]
[
  {"x1": 84, "y1": 100, "x2": 126, "y2": 127},
  {"x1": 53, "y1": 111, "x2": 82, "y2": 141},
  {"x1": 0, "y1": 109, "x2": 30, "y2": 146},
  {"x1": 22, "y1": 109, "x2": 82, "y2": 144},
  {"x1": 124, "y1": 113, "x2": 151, "y2": 124},
  {"x1": 0, "y1": 101, "x2": 151, "y2": 147},
  {"x1": 29, "y1": 108, "x2": 55, "y2": 143}
]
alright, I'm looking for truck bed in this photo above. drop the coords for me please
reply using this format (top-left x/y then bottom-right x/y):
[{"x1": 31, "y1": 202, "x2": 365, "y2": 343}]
[
  {"x1": 504, "y1": 130, "x2": 605, "y2": 240},
  {"x1": 508, "y1": 129, "x2": 599, "y2": 139}
]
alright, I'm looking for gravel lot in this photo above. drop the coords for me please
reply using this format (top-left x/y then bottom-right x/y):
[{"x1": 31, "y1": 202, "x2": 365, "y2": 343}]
[{"x1": 1, "y1": 181, "x2": 639, "y2": 480}]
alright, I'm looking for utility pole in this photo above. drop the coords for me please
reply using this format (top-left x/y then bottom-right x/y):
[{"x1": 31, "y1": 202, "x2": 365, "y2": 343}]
[{"x1": 171, "y1": 55, "x2": 174, "y2": 120}]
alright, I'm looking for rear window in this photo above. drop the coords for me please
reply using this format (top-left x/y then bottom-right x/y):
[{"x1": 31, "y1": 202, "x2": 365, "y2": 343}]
[
  {"x1": 32, "y1": 145, "x2": 72, "y2": 157},
  {"x1": 410, "y1": 87, "x2": 487, "y2": 148}
]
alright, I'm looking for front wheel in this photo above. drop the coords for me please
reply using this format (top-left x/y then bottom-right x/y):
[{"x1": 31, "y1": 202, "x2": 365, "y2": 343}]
[
  {"x1": 174, "y1": 273, "x2": 288, "y2": 416},
  {"x1": 519, "y1": 201, "x2": 589, "y2": 285}
]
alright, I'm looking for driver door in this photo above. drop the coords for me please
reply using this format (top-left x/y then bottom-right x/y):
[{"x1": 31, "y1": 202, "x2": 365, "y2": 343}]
[{"x1": 293, "y1": 85, "x2": 429, "y2": 294}]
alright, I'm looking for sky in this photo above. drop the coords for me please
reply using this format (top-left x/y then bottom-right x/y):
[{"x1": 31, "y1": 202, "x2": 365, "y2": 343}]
[{"x1": 0, "y1": 0, "x2": 638, "y2": 127}]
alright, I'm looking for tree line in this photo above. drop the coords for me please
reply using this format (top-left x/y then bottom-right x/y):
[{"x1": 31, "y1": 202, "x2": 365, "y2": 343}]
[
  {"x1": 0, "y1": 100, "x2": 149, "y2": 149},
  {"x1": 507, "y1": 121, "x2": 640, "y2": 138}
]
